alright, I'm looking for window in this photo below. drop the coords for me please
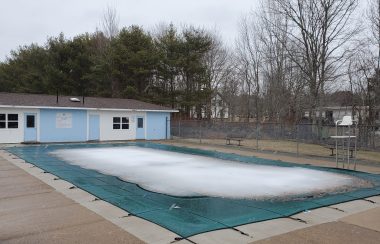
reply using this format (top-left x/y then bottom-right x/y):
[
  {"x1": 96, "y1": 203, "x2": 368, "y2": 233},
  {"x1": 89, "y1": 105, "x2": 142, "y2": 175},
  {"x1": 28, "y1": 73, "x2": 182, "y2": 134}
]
[
  {"x1": 26, "y1": 115, "x2": 35, "y2": 128},
  {"x1": 113, "y1": 117, "x2": 120, "y2": 129},
  {"x1": 0, "y1": 113, "x2": 18, "y2": 129},
  {"x1": 137, "y1": 117, "x2": 144, "y2": 128},
  {"x1": 0, "y1": 114, "x2": 5, "y2": 129},
  {"x1": 122, "y1": 117, "x2": 129, "y2": 129},
  {"x1": 113, "y1": 117, "x2": 129, "y2": 130},
  {"x1": 7, "y1": 114, "x2": 18, "y2": 128},
  {"x1": 326, "y1": 111, "x2": 333, "y2": 123}
]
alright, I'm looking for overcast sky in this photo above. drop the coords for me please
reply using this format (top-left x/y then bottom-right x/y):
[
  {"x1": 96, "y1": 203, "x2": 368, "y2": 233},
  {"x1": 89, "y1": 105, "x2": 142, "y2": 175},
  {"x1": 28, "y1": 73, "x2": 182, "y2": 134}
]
[{"x1": 0, "y1": 0, "x2": 258, "y2": 61}]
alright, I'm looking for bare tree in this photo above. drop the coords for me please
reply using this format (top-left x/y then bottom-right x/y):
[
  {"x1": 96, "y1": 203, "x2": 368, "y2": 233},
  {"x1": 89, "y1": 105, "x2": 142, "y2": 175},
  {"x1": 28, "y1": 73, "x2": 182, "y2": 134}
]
[
  {"x1": 347, "y1": 46, "x2": 378, "y2": 146},
  {"x1": 217, "y1": 69, "x2": 242, "y2": 121},
  {"x1": 235, "y1": 3, "x2": 307, "y2": 124},
  {"x1": 259, "y1": 3, "x2": 297, "y2": 122},
  {"x1": 235, "y1": 16, "x2": 262, "y2": 122},
  {"x1": 269, "y1": 0, "x2": 359, "y2": 125},
  {"x1": 204, "y1": 32, "x2": 233, "y2": 119},
  {"x1": 367, "y1": 0, "x2": 380, "y2": 123},
  {"x1": 368, "y1": 0, "x2": 380, "y2": 47},
  {"x1": 101, "y1": 6, "x2": 120, "y2": 40},
  {"x1": 98, "y1": 6, "x2": 120, "y2": 97}
]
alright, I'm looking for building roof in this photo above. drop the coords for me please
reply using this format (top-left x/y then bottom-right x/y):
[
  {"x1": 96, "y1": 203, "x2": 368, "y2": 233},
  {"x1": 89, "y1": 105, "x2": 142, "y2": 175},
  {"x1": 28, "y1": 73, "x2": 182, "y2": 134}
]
[{"x1": 0, "y1": 92, "x2": 177, "y2": 112}]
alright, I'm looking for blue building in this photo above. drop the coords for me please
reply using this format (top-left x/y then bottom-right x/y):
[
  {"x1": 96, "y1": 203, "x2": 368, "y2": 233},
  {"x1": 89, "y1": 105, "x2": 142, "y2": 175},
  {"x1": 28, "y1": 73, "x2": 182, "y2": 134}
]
[{"x1": 0, "y1": 93, "x2": 177, "y2": 143}]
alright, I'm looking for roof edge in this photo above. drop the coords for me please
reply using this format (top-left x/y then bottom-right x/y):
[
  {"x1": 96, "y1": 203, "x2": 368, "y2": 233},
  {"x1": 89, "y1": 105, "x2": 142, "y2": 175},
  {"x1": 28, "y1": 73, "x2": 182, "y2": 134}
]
[{"x1": 0, "y1": 105, "x2": 179, "y2": 113}]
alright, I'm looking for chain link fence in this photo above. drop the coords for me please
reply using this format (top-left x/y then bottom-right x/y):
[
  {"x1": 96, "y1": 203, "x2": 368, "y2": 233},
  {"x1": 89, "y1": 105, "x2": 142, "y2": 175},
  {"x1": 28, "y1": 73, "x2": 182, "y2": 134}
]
[{"x1": 170, "y1": 119, "x2": 380, "y2": 161}]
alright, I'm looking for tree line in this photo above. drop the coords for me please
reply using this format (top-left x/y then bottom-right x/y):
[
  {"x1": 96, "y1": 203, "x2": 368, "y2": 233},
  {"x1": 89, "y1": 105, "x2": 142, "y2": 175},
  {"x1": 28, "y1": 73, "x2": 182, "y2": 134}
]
[
  {"x1": 0, "y1": 23, "x2": 216, "y2": 119},
  {"x1": 0, "y1": 1, "x2": 379, "y2": 125}
]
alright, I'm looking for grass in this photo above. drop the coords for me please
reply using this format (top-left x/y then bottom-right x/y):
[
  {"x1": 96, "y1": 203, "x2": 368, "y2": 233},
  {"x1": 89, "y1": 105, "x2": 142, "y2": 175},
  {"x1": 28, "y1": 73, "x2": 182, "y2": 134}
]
[{"x1": 175, "y1": 138, "x2": 380, "y2": 163}]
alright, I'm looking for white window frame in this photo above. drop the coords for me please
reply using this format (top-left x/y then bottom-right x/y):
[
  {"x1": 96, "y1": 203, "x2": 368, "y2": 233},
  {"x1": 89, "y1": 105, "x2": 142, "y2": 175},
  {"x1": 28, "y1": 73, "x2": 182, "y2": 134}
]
[
  {"x1": 112, "y1": 116, "x2": 129, "y2": 130},
  {"x1": 0, "y1": 113, "x2": 18, "y2": 129}
]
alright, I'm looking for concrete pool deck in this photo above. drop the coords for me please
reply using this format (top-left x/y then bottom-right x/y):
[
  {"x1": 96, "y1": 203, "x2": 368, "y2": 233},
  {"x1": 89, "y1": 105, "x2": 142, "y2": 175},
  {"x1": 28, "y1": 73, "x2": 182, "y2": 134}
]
[
  {"x1": 1, "y1": 143, "x2": 380, "y2": 243},
  {"x1": 0, "y1": 152, "x2": 143, "y2": 244}
]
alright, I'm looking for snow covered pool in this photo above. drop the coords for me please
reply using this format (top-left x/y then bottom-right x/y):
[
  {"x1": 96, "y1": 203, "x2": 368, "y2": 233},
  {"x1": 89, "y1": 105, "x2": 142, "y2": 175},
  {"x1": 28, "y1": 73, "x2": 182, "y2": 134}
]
[
  {"x1": 51, "y1": 146, "x2": 357, "y2": 199},
  {"x1": 8, "y1": 143, "x2": 380, "y2": 238}
]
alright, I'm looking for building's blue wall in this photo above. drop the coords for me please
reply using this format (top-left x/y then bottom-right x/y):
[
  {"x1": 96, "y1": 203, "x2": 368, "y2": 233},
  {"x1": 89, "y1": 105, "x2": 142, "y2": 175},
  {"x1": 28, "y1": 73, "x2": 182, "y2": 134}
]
[
  {"x1": 40, "y1": 109, "x2": 87, "y2": 142},
  {"x1": 146, "y1": 112, "x2": 170, "y2": 140},
  {"x1": 88, "y1": 114, "x2": 100, "y2": 141}
]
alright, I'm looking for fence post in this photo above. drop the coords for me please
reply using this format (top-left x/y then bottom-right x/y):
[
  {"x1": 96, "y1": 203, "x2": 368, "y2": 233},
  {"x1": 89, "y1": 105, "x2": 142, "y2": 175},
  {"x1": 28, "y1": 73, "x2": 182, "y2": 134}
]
[
  {"x1": 275, "y1": 123, "x2": 278, "y2": 140},
  {"x1": 374, "y1": 125, "x2": 377, "y2": 149},
  {"x1": 199, "y1": 120, "x2": 202, "y2": 144},
  {"x1": 296, "y1": 124, "x2": 299, "y2": 157},
  {"x1": 372, "y1": 125, "x2": 376, "y2": 149},
  {"x1": 178, "y1": 119, "x2": 181, "y2": 138},
  {"x1": 256, "y1": 123, "x2": 259, "y2": 150}
]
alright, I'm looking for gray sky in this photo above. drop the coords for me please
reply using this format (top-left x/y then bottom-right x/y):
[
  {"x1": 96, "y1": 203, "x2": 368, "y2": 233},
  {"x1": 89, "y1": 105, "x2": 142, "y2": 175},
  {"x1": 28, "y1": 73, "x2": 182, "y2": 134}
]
[{"x1": 0, "y1": 0, "x2": 258, "y2": 61}]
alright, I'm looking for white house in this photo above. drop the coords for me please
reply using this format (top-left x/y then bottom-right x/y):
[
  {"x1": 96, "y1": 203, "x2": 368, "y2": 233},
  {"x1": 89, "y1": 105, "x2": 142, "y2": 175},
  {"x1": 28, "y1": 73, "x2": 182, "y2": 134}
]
[
  {"x1": 304, "y1": 106, "x2": 380, "y2": 124},
  {"x1": 0, "y1": 92, "x2": 177, "y2": 143}
]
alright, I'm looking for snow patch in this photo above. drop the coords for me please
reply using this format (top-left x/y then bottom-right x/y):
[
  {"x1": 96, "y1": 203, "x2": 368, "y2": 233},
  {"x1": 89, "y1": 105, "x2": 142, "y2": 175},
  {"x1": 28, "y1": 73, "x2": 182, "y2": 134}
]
[{"x1": 51, "y1": 146, "x2": 355, "y2": 199}]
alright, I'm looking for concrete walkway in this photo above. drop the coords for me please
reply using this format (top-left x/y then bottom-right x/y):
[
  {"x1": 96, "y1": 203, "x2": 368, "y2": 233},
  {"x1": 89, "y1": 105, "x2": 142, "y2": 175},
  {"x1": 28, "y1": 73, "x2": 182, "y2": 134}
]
[
  {"x1": 0, "y1": 155, "x2": 144, "y2": 244},
  {"x1": 254, "y1": 221, "x2": 380, "y2": 244}
]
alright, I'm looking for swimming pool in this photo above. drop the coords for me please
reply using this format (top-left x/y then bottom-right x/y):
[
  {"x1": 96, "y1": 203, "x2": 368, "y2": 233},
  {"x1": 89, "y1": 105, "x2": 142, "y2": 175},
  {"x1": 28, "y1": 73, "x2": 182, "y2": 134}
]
[{"x1": 7, "y1": 142, "x2": 380, "y2": 238}]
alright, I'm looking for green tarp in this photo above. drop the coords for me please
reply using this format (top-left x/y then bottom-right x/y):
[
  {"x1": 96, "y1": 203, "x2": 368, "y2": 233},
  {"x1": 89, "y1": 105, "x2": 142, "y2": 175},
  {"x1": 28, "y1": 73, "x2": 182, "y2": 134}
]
[{"x1": 6, "y1": 143, "x2": 380, "y2": 238}]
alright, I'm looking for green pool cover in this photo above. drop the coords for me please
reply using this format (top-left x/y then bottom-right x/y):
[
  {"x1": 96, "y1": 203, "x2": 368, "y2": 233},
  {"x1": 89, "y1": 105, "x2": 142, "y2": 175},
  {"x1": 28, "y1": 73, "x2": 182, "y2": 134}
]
[{"x1": 6, "y1": 143, "x2": 380, "y2": 238}]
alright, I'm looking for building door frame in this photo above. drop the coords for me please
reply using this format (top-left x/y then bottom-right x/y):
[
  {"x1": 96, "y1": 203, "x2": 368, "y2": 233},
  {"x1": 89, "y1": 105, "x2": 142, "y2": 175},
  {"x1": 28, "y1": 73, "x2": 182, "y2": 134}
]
[
  {"x1": 136, "y1": 116, "x2": 145, "y2": 139},
  {"x1": 24, "y1": 113, "x2": 37, "y2": 142}
]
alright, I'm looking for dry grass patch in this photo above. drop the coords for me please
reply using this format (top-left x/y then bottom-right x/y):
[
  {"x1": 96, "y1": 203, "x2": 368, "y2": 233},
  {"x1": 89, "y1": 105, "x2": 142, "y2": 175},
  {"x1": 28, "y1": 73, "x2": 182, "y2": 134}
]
[{"x1": 175, "y1": 138, "x2": 380, "y2": 163}]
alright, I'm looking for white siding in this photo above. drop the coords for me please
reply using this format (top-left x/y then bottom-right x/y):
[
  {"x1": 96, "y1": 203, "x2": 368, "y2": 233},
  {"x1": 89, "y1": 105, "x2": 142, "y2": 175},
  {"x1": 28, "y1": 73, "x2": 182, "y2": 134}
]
[
  {"x1": 0, "y1": 108, "x2": 39, "y2": 143},
  {"x1": 98, "y1": 110, "x2": 146, "y2": 141}
]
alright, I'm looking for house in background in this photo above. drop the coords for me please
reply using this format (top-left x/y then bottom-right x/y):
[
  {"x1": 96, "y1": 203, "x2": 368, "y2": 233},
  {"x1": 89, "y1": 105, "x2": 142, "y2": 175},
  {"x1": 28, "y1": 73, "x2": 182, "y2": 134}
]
[
  {"x1": 189, "y1": 93, "x2": 230, "y2": 120},
  {"x1": 304, "y1": 106, "x2": 380, "y2": 124},
  {"x1": 0, "y1": 92, "x2": 177, "y2": 143},
  {"x1": 211, "y1": 93, "x2": 229, "y2": 119},
  {"x1": 318, "y1": 106, "x2": 358, "y2": 124}
]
